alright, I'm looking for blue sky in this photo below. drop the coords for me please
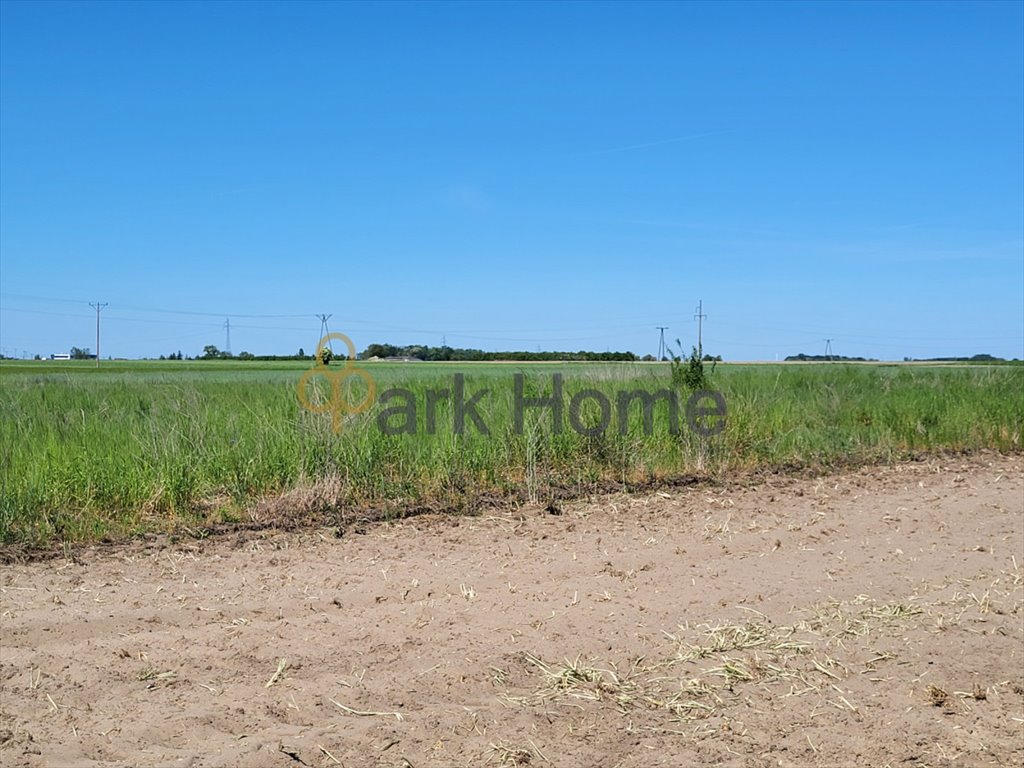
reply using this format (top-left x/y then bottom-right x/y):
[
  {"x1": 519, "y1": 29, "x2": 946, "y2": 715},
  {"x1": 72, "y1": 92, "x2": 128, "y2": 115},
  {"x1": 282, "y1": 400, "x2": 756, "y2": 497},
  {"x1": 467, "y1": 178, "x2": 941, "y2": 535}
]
[{"x1": 1, "y1": 0, "x2": 1021, "y2": 360}]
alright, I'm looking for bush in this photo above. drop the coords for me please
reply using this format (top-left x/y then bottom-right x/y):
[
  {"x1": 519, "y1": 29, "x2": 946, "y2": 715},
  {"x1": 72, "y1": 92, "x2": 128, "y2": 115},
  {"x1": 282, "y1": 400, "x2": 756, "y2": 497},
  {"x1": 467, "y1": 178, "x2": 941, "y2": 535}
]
[{"x1": 670, "y1": 342, "x2": 715, "y2": 392}]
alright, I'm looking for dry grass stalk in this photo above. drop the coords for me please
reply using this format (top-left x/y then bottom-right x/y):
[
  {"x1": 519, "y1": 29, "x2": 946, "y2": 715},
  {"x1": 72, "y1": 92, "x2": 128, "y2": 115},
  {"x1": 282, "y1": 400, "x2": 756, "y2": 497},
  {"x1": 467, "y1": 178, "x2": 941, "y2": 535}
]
[
  {"x1": 265, "y1": 658, "x2": 288, "y2": 688},
  {"x1": 330, "y1": 697, "x2": 404, "y2": 721}
]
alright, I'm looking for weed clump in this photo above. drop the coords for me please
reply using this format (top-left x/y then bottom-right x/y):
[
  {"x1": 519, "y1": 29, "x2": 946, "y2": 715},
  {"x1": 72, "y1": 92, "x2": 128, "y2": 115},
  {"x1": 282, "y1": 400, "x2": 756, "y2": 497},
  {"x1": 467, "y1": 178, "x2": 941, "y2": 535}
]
[{"x1": 669, "y1": 342, "x2": 716, "y2": 392}]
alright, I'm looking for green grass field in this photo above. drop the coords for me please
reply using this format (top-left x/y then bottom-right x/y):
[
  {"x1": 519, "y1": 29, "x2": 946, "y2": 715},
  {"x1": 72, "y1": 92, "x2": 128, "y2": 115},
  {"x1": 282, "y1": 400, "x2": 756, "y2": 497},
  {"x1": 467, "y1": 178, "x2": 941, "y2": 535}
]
[{"x1": 1, "y1": 359, "x2": 1021, "y2": 547}]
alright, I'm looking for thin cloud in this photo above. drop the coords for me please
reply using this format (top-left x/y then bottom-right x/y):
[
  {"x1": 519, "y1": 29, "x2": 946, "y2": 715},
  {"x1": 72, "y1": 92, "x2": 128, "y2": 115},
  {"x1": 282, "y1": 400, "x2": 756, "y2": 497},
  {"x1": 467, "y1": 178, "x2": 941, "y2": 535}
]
[
  {"x1": 584, "y1": 129, "x2": 737, "y2": 156},
  {"x1": 440, "y1": 181, "x2": 493, "y2": 213}
]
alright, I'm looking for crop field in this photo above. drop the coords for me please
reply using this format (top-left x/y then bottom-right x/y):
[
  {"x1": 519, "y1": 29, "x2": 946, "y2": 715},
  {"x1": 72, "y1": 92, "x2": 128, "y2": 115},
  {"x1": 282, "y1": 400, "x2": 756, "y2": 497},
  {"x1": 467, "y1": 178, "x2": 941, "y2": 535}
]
[
  {"x1": 2, "y1": 361, "x2": 1023, "y2": 766},
  {"x1": 1, "y1": 359, "x2": 1021, "y2": 548}
]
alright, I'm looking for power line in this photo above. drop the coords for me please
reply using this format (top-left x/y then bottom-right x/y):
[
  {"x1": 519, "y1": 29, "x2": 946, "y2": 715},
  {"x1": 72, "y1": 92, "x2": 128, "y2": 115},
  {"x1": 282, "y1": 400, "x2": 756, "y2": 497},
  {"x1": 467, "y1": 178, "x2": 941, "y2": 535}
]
[
  {"x1": 3, "y1": 291, "x2": 1020, "y2": 344},
  {"x1": 704, "y1": 318, "x2": 1021, "y2": 343},
  {"x1": 0, "y1": 292, "x2": 308, "y2": 319},
  {"x1": 7, "y1": 293, "x2": 1015, "y2": 345},
  {"x1": 0, "y1": 293, "x2": 667, "y2": 336},
  {"x1": 3, "y1": 293, "x2": 1021, "y2": 359},
  {"x1": 0, "y1": 305, "x2": 647, "y2": 344}
]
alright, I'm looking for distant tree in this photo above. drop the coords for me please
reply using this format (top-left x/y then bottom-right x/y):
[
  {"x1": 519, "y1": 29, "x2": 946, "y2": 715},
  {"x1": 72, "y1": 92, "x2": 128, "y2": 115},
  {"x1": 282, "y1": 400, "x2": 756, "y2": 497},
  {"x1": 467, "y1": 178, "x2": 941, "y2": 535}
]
[
  {"x1": 70, "y1": 346, "x2": 92, "y2": 360},
  {"x1": 362, "y1": 343, "x2": 399, "y2": 359},
  {"x1": 202, "y1": 345, "x2": 220, "y2": 359},
  {"x1": 298, "y1": 347, "x2": 305, "y2": 359},
  {"x1": 317, "y1": 347, "x2": 334, "y2": 366},
  {"x1": 238, "y1": 351, "x2": 255, "y2": 360}
]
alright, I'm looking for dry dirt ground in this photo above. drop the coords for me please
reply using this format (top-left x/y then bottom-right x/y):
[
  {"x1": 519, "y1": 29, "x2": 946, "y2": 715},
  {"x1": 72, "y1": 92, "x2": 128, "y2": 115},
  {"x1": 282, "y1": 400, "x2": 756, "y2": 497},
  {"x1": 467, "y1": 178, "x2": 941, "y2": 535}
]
[{"x1": 2, "y1": 454, "x2": 1023, "y2": 768}]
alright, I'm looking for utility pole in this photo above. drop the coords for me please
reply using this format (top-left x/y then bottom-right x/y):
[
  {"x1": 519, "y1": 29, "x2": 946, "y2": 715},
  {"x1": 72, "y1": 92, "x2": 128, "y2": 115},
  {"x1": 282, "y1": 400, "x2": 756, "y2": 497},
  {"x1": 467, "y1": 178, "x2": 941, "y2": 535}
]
[
  {"x1": 89, "y1": 302, "x2": 108, "y2": 367},
  {"x1": 656, "y1": 326, "x2": 669, "y2": 361},
  {"x1": 694, "y1": 300, "x2": 707, "y2": 358},
  {"x1": 224, "y1": 318, "x2": 232, "y2": 356},
  {"x1": 316, "y1": 314, "x2": 333, "y2": 352},
  {"x1": 824, "y1": 339, "x2": 834, "y2": 362}
]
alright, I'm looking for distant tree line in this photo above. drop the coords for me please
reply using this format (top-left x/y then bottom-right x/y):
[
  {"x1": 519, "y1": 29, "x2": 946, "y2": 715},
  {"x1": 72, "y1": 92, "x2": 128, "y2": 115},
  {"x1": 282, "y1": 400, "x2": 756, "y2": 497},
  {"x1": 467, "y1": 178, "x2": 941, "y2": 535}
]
[
  {"x1": 785, "y1": 352, "x2": 1017, "y2": 363},
  {"x1": 179, "y1": 342, "x2": 728, "y2": 363},
  {"x1": 902, "y1": 354, "x2": 1016, "y2": 363},
  {"x1": 359, "y1": 343, "x2": 639, "y2": 362},
  {"x1": 185, "y1": 345, "x2": 312, "y2": 361},
  {"x1": 785, "y1": 353, "x2": 876, "y2": 362},
  {"x1": 159, "y1": 345, "x2": 1020, "y2": 365}
]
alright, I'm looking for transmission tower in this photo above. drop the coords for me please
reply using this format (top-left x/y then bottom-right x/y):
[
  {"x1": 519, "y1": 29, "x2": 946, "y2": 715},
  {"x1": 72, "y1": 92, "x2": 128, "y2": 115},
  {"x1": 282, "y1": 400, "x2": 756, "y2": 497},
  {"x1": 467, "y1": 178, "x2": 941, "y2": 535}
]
[
  {"x1": 224, "y1": 318, "x2": 232, "y2": 356},
  {"x1": 89, "y1": 302, "x2": 108, "y2": 367},
  {"x1": 656, "y1": 326, "x2": 669, "y2": 361},
  {"x1": 694, "y1": 300, "x2": 707, "y2": 358},
  {"x1": 316, "y1": 314, "x2": 333, "y2": 352},
  {"x1": 824, "y1": 339, "x2": 834, "y2": 361}
]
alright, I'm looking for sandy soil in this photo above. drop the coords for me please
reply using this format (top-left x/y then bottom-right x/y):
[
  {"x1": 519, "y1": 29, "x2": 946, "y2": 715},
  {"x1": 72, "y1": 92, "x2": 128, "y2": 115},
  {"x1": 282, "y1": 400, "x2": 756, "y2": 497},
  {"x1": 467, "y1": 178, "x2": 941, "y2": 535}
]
[{"x1": 2, "y1": 454, "x2": 1022, "y2": 768}]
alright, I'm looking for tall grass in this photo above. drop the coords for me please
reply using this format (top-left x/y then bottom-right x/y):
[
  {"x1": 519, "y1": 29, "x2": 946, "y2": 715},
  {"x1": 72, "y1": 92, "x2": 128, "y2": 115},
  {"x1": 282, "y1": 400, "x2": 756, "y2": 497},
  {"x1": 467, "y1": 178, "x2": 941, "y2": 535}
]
[{"x1": 1, "y1": 361, "x2": 1020, "y2": 546}]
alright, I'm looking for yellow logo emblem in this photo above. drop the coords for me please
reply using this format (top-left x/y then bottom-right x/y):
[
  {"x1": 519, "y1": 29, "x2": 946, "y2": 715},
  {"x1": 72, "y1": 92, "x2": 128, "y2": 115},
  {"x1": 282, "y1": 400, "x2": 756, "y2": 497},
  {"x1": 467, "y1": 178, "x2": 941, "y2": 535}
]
[{"x1": 296, "y1": 333, "x2": 376, "y2": 432}]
